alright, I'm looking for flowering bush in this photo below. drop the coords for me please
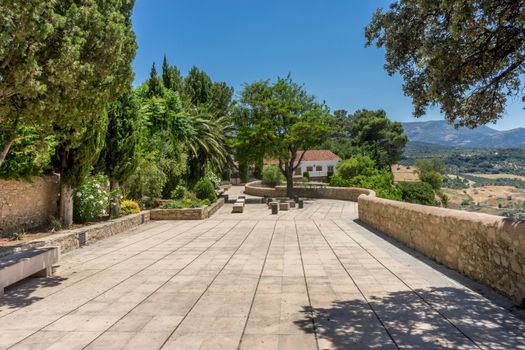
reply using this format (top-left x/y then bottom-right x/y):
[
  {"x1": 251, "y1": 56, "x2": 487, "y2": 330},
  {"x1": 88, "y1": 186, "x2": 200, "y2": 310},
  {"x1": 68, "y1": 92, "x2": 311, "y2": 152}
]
[
  {"x1": 120, "y1": 199, "x2": 141, "y2": 215},
  {"x1": 73, "y1": 175, "x2": 109, "y2": 224}
]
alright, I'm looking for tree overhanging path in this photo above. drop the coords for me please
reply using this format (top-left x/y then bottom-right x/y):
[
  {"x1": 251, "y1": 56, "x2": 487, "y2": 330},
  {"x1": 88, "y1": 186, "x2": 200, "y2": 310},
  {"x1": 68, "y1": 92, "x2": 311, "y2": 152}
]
[{"x1": 1, "y1": 200, "x2": 524, "y2": 349}]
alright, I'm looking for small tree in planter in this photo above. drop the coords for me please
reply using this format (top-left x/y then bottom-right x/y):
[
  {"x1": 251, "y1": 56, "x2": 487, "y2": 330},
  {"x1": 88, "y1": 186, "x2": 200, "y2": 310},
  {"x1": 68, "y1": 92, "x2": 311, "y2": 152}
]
[{"x1": 262, "y1": 166, "x2": 284, "y2": 187}]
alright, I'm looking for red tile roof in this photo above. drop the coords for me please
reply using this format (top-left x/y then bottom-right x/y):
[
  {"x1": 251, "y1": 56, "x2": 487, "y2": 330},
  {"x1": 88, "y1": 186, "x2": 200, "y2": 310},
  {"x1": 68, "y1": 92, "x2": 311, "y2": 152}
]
[{"x1": 264, "y1": 150, "x2": 341, "y2": 165}]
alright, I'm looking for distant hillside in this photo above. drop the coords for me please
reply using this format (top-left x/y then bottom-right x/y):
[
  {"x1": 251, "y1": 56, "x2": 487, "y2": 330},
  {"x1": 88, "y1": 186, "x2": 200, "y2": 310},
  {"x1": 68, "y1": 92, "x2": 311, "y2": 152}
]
[{"x1": 402, "y1": 120, "x2": 525, "y2": 148}]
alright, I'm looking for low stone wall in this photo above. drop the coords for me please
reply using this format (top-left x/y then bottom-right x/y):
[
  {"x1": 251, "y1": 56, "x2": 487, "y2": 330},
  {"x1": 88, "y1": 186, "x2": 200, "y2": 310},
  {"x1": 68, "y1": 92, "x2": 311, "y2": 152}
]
[
  {"x1": 244, "y1": 181, "x2": 373, "y2": 201},
  {"x1": 0, "y1": 175, "x2": 60, "y2": 235},
  {"x1": 358, "y1": 194, "x2": 525, "y2": 305},
  {"x1": 0, "y1": 211, "x2": 150, "y2": 257},
  {"x1": 150, "y1": 198, "x2": 224, "y2": 220}
]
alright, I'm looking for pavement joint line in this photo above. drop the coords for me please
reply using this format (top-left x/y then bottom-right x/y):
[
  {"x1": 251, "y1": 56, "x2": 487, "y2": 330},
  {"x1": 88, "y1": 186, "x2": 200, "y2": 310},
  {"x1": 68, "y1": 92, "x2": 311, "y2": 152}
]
[
  {"x1": 294, "y1": 219, "x2": 321, "y2": 350},
  {"x1": 331, "y1": 218, "x2": 482, "y2": 349},
  {"x1": 0, "y1": 220, "x2": 209, "y2": 320},
  {"x1": 158, "y1": 220, "x2": 261, "y2": 349},
  {"x1": 236, "y1": 220, "x2": 278, "y2": 350},
  {"x1": 81, "y1": 219, "x2": 245, "y2": 349},
  {"x1": 5, "y1": 219, "x2": 226, "y2": 349},
  {"x1": 311, "y1": 219, "x2": 400, "y2": 349}
]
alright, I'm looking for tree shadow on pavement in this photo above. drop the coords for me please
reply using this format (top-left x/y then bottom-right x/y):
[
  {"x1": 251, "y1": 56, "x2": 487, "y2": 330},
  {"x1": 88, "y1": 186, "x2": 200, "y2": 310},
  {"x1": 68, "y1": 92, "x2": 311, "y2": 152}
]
[
  {"x1": 295, "y1": 287, "x2": 525, "y2": 350},
  {"x1": 0, "y1": 275, "x2": 67, "y2": 312}
]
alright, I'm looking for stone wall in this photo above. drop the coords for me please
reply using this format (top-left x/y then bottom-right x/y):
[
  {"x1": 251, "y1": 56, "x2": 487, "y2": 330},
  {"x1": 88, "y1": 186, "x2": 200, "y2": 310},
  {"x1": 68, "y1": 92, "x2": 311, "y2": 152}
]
[
  {"x1": 0, "y1": 211, "x2": 151, "y2": 257},
  {"x1": 358, "y1": 194, "x2": 525, "y2": 305},
  {"x1": 0, "y1": 175, "x2": 60, "y2": 235},
  {"x1": 244, "y1": 181, "x2": 372, "y2": 201},
  {"x1": 150, "y1": 198, "x2": 225, "y2": 220}
]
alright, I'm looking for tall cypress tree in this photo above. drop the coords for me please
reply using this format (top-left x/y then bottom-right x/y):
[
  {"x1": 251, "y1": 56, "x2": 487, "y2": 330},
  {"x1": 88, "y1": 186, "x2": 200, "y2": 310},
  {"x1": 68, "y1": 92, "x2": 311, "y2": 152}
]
[
  {"x1": 148, "y1": 63, "x2": 164, "y2": 97},
  {"x1": 161, "y1": 55, "x2": 184, "y2": 94}
]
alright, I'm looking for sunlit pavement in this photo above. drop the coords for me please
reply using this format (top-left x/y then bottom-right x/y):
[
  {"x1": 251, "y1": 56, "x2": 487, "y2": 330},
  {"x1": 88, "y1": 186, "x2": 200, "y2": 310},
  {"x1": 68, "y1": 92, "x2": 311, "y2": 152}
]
[{"x1": 1, "y1": 199, "x2": 524, "y2": 349}]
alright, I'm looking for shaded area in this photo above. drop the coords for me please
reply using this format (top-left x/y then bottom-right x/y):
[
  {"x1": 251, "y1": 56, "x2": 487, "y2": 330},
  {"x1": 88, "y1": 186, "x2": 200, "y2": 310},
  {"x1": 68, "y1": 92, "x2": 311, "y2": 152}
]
[
  {"x1": 1, "y1": 275, "x2": 67, "y2": 312},
  {"x1": 295, "y1": 287, "x2": 525, "y2": 350}
]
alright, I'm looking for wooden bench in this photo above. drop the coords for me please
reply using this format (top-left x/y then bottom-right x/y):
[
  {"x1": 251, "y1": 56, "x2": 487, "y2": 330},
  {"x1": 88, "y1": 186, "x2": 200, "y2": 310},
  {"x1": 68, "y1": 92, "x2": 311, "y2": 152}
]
[
  {"x1": 232, "y1": 203, "x2": 244, "y2": 213},
  {"x1": 0, "y1": 246, "x2": 59, "y2": 296},
  {"x1": 279, "y1": 202, "x2": 290, "y2": 211}
]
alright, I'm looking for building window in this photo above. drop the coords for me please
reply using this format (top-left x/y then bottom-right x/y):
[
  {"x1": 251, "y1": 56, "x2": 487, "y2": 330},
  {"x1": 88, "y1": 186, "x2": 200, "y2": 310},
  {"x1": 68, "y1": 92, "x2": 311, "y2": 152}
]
[
  {"x1": 295, "y1": 167, "x2": 301, "y2": 175},
  {"x1": 328, "y1": 165, "x2": 334, "y2": 173},
  {"x1": 316, "y1": 165, "x2": 322, "y2": 171},
  {"x1": 306, "y1": 166, "x2": 313, "y2": 172}
]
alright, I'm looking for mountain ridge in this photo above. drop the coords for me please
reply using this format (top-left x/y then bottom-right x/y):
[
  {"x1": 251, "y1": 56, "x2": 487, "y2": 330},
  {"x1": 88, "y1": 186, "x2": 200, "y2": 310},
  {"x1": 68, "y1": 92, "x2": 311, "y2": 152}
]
[{"x1": 402, "y1": 120, "x2": 525, "y2": 148}]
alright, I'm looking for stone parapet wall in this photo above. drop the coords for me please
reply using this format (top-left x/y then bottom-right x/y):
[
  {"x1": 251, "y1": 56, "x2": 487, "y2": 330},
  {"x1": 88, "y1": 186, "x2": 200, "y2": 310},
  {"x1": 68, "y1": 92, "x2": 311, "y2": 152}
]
[
  {"x1": 244, "y1": 181, "x2": 373, "y2": 201},
  {"x1": 358, "y1": 194, "x2": 525, "y2": 305},
  {"x1": 0, "y1": 175, "x2": 60, "y2": 235},
  {"x1": 0, "y1": 211, "x2": 150, "y2": 257}
]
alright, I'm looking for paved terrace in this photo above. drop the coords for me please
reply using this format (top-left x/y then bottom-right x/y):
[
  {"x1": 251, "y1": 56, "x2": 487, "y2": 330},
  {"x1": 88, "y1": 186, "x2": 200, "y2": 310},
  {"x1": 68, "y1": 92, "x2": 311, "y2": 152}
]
[{"x1": 1, "y1": 199, "x2": 525, "y2": 350}]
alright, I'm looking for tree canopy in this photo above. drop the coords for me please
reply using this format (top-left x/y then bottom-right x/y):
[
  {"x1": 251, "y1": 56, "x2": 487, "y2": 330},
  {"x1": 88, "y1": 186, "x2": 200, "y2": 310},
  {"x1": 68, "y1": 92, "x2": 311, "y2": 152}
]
[
  {"x1": 234, "y1": 76, "x2": 332, "y2": 196},
  {"x1": 366, "y1": 0, "x2": 525, "y2": 127}
]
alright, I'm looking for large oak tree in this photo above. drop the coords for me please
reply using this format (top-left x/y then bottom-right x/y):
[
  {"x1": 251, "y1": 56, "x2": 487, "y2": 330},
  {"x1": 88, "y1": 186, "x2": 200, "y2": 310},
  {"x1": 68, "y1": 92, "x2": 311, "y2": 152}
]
[{"x1": 366, "y1": 0, "x2": 525, "y2": 127}]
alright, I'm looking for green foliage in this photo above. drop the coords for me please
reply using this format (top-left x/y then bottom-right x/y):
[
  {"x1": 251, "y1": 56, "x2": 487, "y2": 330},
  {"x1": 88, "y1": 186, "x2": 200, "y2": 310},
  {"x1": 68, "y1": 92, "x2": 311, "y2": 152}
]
[
  {"x1": 336, "y1": 156, "x2": 377, "y2": 180},
  {"x1": 120, "y1": 200, "x2": 141, "y2": 215},
  {"x1": 147, "y1": 63, "x2": 164, "y2": 98},
  {"x1": 193, "y1": 178, "x2": 217, "y2": 203},
  {"x1": 6, "y1": 230, "x2": 25, "y2": 241},
  {"x1": 443, "y1": 175, "x2": 469, "y2": 189},
  {"x1": 358, "y1": 171, "x2": 402, "y2": 201},
  {"x1": 184, "y1": 66, "x2": 213, "y2": 106},
  {"x1": 365, "y1": 1, "x2": 523, "y2": 126},
  {"x1": 0, "y1": 125, "x2": 56, "y2": 179},
  {"x1": 206, "y1": 170, "x2": 222, "y2": 189},
  {"x1": 73, "y1": 175, "x2": 109, "y2": 224},
  {"x1": 234, "y1": 76, "x2": 332, "y2": 196},
  {"x1": 0, "y1": 0, "x2": 136, "y2": 165},
  {"x1": 97, "y1": 88, "x2": 141, "y2": 185},
  {"x1": 419, "y1": 171, "x2": 444, "y2": 190},
  {"x1": 415, "y1": 158, "x2": 446, "y2": 175},
  {"x1": 162, "y1": 55, "x2": 184, "y2": 94},
  {"x1": 397, "y1": 182, "x2": 437, "y2": 206},
  {"x1": 124, "y1": 158, "x2": 167, "y2": 204},
  {"x1": 171, "y1": 185, "x2": 188, "y2": 200},
  {"x1": 262, "y1": 166, "x2": 284, "y2": 187},
  {"x1": 160, "y1": 198, "x2": 211, "y2": 209},
  {"x1": 462, "y1": 174, "x2": 525, "y2": 189},
  {"x1": 326, "y1": 110, "x2": 407, "y2": 168}
]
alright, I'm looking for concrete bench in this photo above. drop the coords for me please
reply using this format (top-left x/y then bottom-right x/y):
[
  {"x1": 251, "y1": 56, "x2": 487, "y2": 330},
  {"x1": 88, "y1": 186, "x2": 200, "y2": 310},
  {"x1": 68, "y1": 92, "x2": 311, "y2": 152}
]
[
  {"x1": 0, "y1": 246, "x2": 59, "y2": 296},
  {"x1": 236, "y1": 198, "x2": 246, "y2": 206},
  {"x1": 280, "y1": 202, "x2": 290, "y2": 211},
  {"x1": 232, "y1": 203, "x2": 244, "y2": 213},
  {"x1": 287, "y1": 200, "x2": 296, "y2": 208}
]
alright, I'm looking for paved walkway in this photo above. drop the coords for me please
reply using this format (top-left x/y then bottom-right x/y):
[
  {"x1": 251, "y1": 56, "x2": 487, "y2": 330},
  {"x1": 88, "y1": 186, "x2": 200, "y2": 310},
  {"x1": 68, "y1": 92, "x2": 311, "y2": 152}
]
[{"x1": 1, "y1": 200, "x2": 525, "y2": 349}]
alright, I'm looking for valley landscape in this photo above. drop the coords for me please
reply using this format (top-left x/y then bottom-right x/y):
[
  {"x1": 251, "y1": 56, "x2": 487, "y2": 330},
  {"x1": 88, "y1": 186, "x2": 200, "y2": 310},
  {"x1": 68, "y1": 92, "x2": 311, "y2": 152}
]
[{"x1": 398, "y1": 121, "x2": 525, "y2": 219}]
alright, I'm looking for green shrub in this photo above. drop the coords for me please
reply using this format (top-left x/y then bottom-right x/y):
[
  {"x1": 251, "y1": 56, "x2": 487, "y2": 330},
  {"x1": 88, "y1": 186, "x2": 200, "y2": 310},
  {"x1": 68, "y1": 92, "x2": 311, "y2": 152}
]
[
  {"x1": 73, "y1": 175, "x2": 109, "y2": 223},
  {"x1": 206, "y1": 170, "x2": 222, "y2": 189},
  {"x1": 171, "y1": 185, "x2": 187, "y2": 200},
  {"x1": 303, "y1": 171, "x2": 310, "y2": 181},
  {"x1": 194, "y1": 177, "x2": 217, "y2": 202},
  {"x1": 124, "y1": 159, "x2": 166, "y2": 204},
  {"x1": 120, "y1": 200, "x2": 140, "y2": 215},
  {"x1": 397, "y1": 182, "x2": 437, "y2": 206},
  {"x1": 329, "y1": 175, "x2": 352, "y2": 187},
  {"x1": 419, "y1": 171, "x2": 443, "y2": 190},
  {"x1": 262, "y1": 166, "x2": 284, "y2": 187},
  {"x1": 160, "y1": 198, "x2": 211, "y2": 209},
  {"x1": 358, "y1": 170, "x2": 402, "y2": 200},
  {"x1": 336, "y1": 156, "x2": 377, "y2": 180}
]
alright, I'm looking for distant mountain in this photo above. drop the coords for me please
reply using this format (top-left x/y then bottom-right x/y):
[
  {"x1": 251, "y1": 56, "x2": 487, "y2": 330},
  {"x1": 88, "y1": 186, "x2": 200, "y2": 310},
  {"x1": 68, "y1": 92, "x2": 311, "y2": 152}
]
[{"x1": 402, "y1": 120, "x2": 525, "y2": 148}]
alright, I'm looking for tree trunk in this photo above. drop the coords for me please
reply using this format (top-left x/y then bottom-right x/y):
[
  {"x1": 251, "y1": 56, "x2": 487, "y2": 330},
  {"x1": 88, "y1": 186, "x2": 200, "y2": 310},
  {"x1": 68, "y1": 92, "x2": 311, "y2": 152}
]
[
  {"x1": 286, "y1": 165, "x2": 294, "y2": 198},
  {"x1": 59, "y1": 180, "x2": 74, "y2": 228},
  {"x1": 110, "y1": 179, "x2": 120, "y2": 219},
  {"x1": 0, "y1": 134, "x2": 15, "y2": 168}
]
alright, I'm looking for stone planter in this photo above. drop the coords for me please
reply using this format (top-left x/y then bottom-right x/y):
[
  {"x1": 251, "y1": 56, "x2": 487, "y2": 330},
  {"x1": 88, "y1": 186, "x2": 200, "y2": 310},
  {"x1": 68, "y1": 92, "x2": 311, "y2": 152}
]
[{"x1": 150, "y1": 198, "x2": 224, "y2": 220}]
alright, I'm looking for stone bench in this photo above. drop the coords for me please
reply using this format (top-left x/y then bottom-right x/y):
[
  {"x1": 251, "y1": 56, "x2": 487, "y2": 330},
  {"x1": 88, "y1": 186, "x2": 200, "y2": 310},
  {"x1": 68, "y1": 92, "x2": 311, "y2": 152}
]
[
  {"x1": 232, "y1": 203, "x2": 244, "y2": 213},
  {"x1": 0, "y1": 246, "x2": 59, "y2": 296},
  {"x1": 279, "y1": 202, "x2": 290, "y2": 211}
]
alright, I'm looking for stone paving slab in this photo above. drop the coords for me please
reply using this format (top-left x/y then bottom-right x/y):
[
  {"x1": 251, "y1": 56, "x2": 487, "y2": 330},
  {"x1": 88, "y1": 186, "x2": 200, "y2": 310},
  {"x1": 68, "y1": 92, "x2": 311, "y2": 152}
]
[{"x1": 0, "y1": 199, "x2": 524, "y2": 349}]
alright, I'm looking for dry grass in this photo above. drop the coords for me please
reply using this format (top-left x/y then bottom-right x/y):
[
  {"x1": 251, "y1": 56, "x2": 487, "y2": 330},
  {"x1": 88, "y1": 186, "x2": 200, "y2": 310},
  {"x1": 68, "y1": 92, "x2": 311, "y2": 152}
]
[{"x1": 391, "y1": 164, "x2": 419, "y2": 182}]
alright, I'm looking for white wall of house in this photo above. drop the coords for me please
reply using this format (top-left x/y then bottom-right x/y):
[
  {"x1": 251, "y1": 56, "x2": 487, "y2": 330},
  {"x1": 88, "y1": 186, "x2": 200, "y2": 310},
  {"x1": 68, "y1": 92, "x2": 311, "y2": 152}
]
[{"x1": 293, "y1": 160, "x2": 339, "y2": 178}]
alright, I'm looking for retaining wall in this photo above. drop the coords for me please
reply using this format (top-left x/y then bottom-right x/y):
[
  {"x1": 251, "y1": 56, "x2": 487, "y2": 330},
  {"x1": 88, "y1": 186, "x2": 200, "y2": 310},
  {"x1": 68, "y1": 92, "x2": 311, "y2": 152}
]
[
  {"x1": 0, "y1": 175, "x2": 60, "y2": 235},
  {"x1": 358, "y1": 194, "x2": 525, "y2": 305},
  {"x1": 150, "y1": 198, "x2": 225, "y2": 220},
  {"x1": 0, "y1": 211, "x2": 150, "y2": 257}
]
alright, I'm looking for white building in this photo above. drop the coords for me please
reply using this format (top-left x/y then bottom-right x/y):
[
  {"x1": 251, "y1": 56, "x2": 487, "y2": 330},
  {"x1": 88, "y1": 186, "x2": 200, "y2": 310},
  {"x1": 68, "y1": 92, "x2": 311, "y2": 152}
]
[{"x1": 265, "y1": 150, "x2": 341, "y2": 181}]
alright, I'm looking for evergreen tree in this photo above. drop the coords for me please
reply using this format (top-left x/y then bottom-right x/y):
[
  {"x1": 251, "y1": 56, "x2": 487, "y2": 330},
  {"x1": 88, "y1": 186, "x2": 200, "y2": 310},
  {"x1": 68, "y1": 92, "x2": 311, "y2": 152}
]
[
  {"x1": 148, "y1": 63, "x2": 164, "y2": 98},
  {"x1": 161, "y1": 55, "x2": 184, "y2": 93},
  {"x1": 97, "y1": 89, "x2": 141, "y2": 217},
  {"x1": 184, "y1": 66, "x2": 212, "y2": 106}
]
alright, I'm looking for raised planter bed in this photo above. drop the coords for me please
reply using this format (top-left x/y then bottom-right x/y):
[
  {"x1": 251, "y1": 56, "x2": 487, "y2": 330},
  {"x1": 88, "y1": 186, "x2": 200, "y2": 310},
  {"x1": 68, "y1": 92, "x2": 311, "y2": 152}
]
[{"x1": 150, "y1": 198, "x2": 224, "y2": 220}]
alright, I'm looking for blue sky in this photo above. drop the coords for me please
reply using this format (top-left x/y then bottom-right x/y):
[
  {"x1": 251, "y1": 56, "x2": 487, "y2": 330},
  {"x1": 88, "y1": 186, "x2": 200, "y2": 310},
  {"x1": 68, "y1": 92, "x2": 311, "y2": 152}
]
[{"x1": 131, "y1": 0, "x2": 524, "y2": 130}]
